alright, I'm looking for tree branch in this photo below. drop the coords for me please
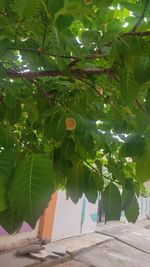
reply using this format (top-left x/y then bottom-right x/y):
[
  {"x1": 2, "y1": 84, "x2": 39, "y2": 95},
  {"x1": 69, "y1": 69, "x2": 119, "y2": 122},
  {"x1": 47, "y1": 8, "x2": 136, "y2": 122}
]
[
  {"x1": 6, "y1": 67, "x2": 113, "y2": 79},
  {"x1": 135, "y1": 99, "x2": 149, "y2": 117},
  {"x1": 132, "y1": 0, "x2": 149, "y2": 32},
  {"x1": 9, "y1": 47, "x2": 77, "y2": 59},
  {"x1": 9, "y1": 47, "x2": 103, "y2": 63},
  {"x1": 6, "y1": 69, "x2": 63, "y2": 78},
  {"x1": 124, "y1": 31, "x2": 150, "y2": 37}
]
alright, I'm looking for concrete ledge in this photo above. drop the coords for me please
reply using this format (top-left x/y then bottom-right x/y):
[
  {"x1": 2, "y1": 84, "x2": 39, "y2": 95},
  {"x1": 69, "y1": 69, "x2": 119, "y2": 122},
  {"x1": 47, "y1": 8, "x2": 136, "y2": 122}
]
[
  {"x1": 25, "y1": 232, "x2": 112, "y2": 267},
  {"x1": 25, "y1": 254, "x2": 71, "y2": 267}
]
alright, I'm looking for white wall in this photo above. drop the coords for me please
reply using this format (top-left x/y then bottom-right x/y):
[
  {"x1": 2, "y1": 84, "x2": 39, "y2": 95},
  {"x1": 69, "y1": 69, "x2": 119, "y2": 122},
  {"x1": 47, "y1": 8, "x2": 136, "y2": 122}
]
[
  {"x1": 81, "y1": 197, "x2": 99, "y2": 234},
  {"x1": 51, "y1": 191, "x2": 83, "y2": 241},
  {"x1": 51, "y1": 191, "x2": 99, "y2": 241}
]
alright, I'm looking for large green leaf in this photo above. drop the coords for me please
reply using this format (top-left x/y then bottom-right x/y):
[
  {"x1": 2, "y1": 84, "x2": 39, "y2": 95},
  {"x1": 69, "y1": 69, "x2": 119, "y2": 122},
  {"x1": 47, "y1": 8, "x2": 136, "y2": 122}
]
[
  {"x1": 56, "y1": 15, "x2": 74, "y2": 31},
  {"x1": 124, "y1": 196, "x2": 139, "y2": 223},
  {"x1": 13, "y1": 0, "x2": 40, "y2": 18},
  {"x1": 102, "y1": 182, "x2": 121, "y2": 221},
  {"x1": 120, "y1": 70, "x2": 139, "y2": 103},
  {"x1": 9, "y1": 154, "x2": 56, "y2": 227},
  {"x1": 44, "y1": 113, "x2": 66, "y2": 142},
  {"x1": 84, "y1": 169, "x2": 98, "y2": 204},
  {"x1": 134, "y1": 53, "x2": 150, "y2": 84},
  {"x1": 120, "y1": 134, "x2": 145, "y2": 158},
  {"x1": 145, "y1": 88, "x2": 150, "y2": 116},
  {"x1": 7, "y1": 102, "x2": 22, "y2": 125},
  {"x1": 0, "y1": 178, "x2": 7, "y2": 211},
  {"x1": 136, "y1": 145, "x2": 150, "y2": 182},
  {"x1": 0, "y1": 150, "x2": 15, "y2": 182},
  {"x1": 0, "y1": 38, "x2": 10, "y2": 58},
  {"x1": 61, "y1": 139, "x2": 75, "y2": 160},
  {"x1": 66, "y1": 162, "x2": 86, "y2": 204},
  {"x1": 0, "y1": 126, "x2": 15, "y2": 149},
  {"x1": 121, "y1": 187, "x2": 134, "y2": 211},
  {"x1": 0, "y1": 207, "x2": 22, "y2": 234},
  {"x1": 47, "y1": 0, "x2": 64, "y2": 14},
  {"x1": 120, "y1": 1, "x2": 143, "y2": 16},
  {"x1": 4, "y1": 93, "x2": 17, "y2": 108}
]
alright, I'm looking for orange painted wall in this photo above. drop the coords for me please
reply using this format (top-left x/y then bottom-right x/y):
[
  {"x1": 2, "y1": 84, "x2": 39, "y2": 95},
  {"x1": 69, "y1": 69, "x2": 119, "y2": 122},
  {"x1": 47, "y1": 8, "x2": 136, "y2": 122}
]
[{"x1": 38, "y1": 191, "x2": 58, "y2": 240}]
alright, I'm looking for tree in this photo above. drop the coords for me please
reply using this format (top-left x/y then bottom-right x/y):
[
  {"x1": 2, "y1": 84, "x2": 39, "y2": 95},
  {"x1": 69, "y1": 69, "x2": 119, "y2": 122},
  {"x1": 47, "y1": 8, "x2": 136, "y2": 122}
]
[{"x1": 0, "y1": 0, "x2": 150, "y2": 233}]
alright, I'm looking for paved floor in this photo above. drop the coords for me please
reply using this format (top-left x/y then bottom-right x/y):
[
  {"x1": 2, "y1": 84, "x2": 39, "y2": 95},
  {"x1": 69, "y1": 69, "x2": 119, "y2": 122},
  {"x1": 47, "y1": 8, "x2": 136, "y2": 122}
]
[
  {"x1": 55, "y1": 221, "x2": 150, "y2": 267},
  {"x1": 0, "y1": 250, "x2": 38, "y2": 267},
  {"x1": 1, "y1": 220, "x2": 150, "y2": 267}
]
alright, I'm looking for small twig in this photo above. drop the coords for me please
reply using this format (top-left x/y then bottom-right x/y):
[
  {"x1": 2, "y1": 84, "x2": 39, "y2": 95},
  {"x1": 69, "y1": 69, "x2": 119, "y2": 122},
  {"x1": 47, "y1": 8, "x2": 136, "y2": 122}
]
[
  {"x1": 9, "y1": 47, "x2": 77, "y2": 59},
  {"x1": 9, "y1": 47, "x2": 104, "y2": 63},
  {"x1": 132, "y1": 0, "x2": 150, "y2": 32},
  {"x1": 32, "y1": 80, "x2": 50, "y2": 100},
  {"x1": 135, "y1": 99, "x2": 149, "y2": 117},
  {"x1": 84, "y1": 159, "x2": 121, "y2": 185}
]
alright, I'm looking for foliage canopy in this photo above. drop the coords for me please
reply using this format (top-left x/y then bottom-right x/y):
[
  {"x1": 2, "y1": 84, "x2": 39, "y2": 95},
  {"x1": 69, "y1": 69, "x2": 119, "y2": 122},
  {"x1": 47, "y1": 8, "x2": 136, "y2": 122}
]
[{"x1": 0, "y1": 0, "x2": 150, "y2": 232}]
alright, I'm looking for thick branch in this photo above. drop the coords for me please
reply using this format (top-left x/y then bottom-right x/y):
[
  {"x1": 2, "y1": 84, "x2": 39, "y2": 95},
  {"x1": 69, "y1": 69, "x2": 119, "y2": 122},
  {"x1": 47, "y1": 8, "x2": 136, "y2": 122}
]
[
  {"x1": 6, "y1": 69, "x2": 63, "y2": 78},
  {"x1": 6, "y1": 67, "x2": 113, "y2": 79},
  {"x1": 124, "y1": 31, "x2": 150, "y2": 36},
  {"x1": 132, "y1": 0, "x2": 149, "y2": 32}
]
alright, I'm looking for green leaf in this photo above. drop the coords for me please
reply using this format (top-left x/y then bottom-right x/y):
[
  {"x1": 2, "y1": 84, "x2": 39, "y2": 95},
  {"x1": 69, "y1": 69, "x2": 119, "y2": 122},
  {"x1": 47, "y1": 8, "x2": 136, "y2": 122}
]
[
  {"x1": 44, "y1": 113, "x2": 66, "y2": 142},
  {"x1": 92, "y1": 171, "x2": 104, "y2": 191},
  {"x1": 61, "y1": 139, "x2": 75, "y2": 160},
  {"x1": 9, "y1": 153, "x2": 56, "y2": 227},
  {"x1": 84, "y1": 170, "x2": 98, "y2": 204},
  {"x1": 0, "y1": 207, "x2": 22, "y2": 234},
  {"x1": 120, "y1": 134, "x2": 145, "y2": 158},
  {"x1": 95, "y1": 159, "x2": 102, "y2": 174},
  {"x1": 120, "y1": 1, "x2": 143, "y2": 16},
  {"x1": 13, "y1": 0, "x2": 40, "y2": 18},
  {"x1": 53, "y1": 147, "x2": 72, "y2": 180},
  {"x1": 0, "y1": 101, "x2": 7, "y2": 121},
  {"x1": 102, "y1": 182, "x2": 121, "y2": 221},
  {"x1": 48, "y1": 0, "x2": 64, "y2": 14},
  {"x1": 56, "y1": 15, "x2": 74, "y2": 31},
  {"x1": 0, "y1": 126, "x2": 15, "y2": 149},
  {"x1": 134, "y1": 53, "x2": 150, "y2": 84},
  {"x1": 66, "y1": 162, "x2": 86, "y2": 204},
  {"x1": 145, "y1": 88, "x2": 150, "y2": 116},
  {"x1": 81, "y1": 30, "x2": 98, "y2": 48},
  {"x1": 4, "y1": 93, "x2": 16, "y2": 108},
  {"x1": 0, "y1": 150, "x2": 15, "y2": 182},
  {"x1": 109, "y1": 40, "x2": 116, "y2": 66},
  {"x1": 107, "y1": 163, "x2": 125, "y2": 180},
  {"x1": 0, "y1": 177, "x2": 7, "y2": 211},
  {"x1": 79, "y1": 133, "x2": 95, "y2": 157},
  {"x1": 124, "y1": 196, "x2": 139, "y2": 223},
  {"x1": 121, "y1": 187, "x2": 134, "y2": 210},
  {"x1": 136, "y1": 144, "x2": 150, "y2": 182},
  {"x1": 0, "y1": 38, "x2": 10, "y2": 58},
  {"x1": 7, "y1": 101, "x2": 21, "y2": 125},
  {"x1": 120, "y1": 70, "x2": 139, "y2": 103}
]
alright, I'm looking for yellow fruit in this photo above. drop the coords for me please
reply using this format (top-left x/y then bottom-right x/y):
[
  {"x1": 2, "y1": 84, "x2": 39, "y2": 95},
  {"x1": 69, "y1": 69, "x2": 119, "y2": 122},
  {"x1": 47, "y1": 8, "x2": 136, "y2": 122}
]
[
  {"x1": 65, "y1": 118, "x2": 76, "y2": 131},
  {"x1": 84, "y1": 0, "x2": 93, "y2": 5}
]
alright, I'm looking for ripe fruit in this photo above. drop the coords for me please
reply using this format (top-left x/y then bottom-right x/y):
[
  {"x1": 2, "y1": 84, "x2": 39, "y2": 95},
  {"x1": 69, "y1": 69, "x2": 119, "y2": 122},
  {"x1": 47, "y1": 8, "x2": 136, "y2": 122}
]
[
  {"x1": 84, "y1": 0, "x2": 93, "y2": 5},
  {"x1": 65, "y1": 118, "x2": 76, "y2": 131}
]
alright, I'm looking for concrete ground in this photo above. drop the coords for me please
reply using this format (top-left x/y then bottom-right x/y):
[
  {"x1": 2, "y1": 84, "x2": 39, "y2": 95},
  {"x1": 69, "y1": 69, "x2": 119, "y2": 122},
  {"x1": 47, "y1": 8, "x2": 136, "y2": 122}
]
[{"x1": 0, "y1": 220, "x2": 150, "y2": 267}]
